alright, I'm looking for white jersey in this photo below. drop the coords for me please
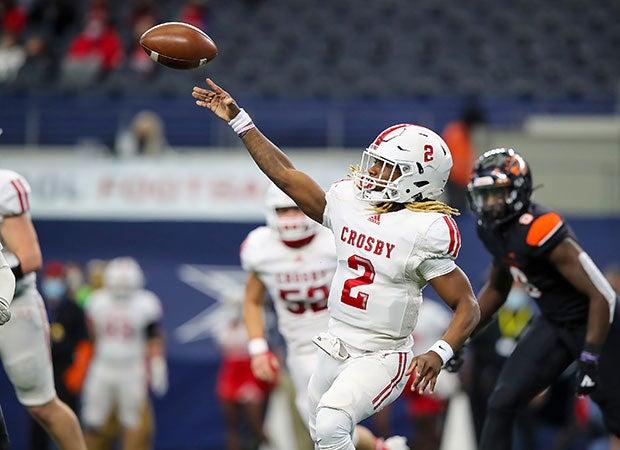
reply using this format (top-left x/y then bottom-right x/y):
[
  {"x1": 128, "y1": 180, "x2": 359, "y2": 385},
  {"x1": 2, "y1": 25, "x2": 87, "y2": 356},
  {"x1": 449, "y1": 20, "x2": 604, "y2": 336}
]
[
  {"x1": 241, "y1": 225, "x2": 336, "y2": 354},
  {"x1": 322, "y1": 179, "x2": 460, "y2": 352},
  {"x1": 86, "y1": 288, "x2": 163, "y2": 364},
  {"x1": 0, "y1": 169, "x2": 36, "y2": 293}
]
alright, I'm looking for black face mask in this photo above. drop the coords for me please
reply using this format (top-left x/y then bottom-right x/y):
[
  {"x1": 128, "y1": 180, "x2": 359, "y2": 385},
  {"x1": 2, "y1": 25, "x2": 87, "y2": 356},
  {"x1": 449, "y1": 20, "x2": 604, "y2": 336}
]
[{"x1": 469, "y1": 186, "x2": 522, "y2": 228}]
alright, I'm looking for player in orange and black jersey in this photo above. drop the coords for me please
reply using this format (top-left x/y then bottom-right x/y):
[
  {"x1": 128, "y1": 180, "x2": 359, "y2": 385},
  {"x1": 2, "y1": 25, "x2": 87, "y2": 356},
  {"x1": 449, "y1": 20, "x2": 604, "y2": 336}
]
[{"x1": 463, "y1": 148, "x2": 620, "y2": 450}]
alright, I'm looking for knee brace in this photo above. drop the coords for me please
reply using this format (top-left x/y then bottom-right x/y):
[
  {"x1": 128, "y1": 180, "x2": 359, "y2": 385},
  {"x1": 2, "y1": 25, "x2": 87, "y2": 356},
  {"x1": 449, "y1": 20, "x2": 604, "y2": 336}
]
[{"x1": 314, "y1": 407, "x2": 355, "y2": 450}]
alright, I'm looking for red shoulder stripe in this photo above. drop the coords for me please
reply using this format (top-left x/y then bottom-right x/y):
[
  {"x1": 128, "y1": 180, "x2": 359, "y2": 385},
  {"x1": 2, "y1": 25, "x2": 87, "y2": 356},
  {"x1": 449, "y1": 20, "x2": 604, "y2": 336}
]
[
  {"x1": 448, "y1": 216, "x2": 461, "y2": 257},
  {"x1": 14, "y1": 178, "x2": 30, "y2": 210},
  {"x1": 526, "y1": 212, "x2": 563, "y2": 247},
  {"x1": 10, "y1": 179, "x2": 26, "y2": 213},
  {"x1": 443, "y1": 216, "x2": 456, "y2": 256}
]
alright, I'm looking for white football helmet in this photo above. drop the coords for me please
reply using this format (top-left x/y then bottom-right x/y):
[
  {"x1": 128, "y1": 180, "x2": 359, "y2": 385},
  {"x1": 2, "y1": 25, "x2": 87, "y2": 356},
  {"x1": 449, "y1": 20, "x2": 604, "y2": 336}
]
[
  {"x1": 353, "y1": 123, "x2": 453, "y2": 203},
  {"x1": 103, "y1": 256, "x2": 144, "y2": 298},
  {"x1": 264, "y1": 183, "x2": 317, "y2": 244}
]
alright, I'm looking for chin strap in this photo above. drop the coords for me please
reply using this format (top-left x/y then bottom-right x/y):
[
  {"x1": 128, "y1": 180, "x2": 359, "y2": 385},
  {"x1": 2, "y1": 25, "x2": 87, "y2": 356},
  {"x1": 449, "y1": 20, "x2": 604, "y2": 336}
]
[{"x1": 282, "y1": 234, "x2": 315, "y2": 248}]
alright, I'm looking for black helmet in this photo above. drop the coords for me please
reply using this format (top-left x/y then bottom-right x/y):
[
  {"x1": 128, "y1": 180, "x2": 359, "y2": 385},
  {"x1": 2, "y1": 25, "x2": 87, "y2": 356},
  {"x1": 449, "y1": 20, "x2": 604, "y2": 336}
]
[{"x1": 467, "y1": 148, "x2": 533, "y2": 227}]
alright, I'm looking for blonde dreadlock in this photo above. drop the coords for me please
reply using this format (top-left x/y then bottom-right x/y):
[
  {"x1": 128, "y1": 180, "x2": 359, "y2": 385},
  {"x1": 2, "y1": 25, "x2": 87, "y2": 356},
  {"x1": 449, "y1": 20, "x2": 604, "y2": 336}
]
[
  {"x1": 372, "y1": 200, "x2": 460, "y2": 216},
  {"x1": 348, "y1": 165, "x2": 460, "y2": 216}
]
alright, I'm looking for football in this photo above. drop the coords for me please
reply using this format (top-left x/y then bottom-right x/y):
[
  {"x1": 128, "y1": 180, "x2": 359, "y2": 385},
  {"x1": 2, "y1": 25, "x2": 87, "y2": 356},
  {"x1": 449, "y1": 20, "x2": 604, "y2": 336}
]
[{"x1": 140, "y1": 22, "x2": 218, "y2": 70}]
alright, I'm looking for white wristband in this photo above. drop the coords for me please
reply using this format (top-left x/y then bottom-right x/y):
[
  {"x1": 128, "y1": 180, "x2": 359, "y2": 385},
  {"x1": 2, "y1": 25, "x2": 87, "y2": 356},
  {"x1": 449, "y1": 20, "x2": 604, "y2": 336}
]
[
  {"x1": 248, "y1": 337, "x2": 269, "y2": 356},
  {"x1": 228, "y1": 108, "x2": 255, "y2": 136},
  {"x1": 428, "y1": 339, "x2": 454, "y2": 366}
]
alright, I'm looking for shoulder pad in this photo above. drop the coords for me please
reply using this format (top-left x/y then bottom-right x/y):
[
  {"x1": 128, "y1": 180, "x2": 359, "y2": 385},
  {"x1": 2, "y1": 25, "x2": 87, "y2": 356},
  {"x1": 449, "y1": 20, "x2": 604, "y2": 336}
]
[
  {"x1": 424, "y1": 215, "x2": 461, "y2": 258},
  {"x1": 0, "y1": 171, "x2": 31, "y2": 216},
  {"x1": 525, "y1": 212, "x2": 563, "y2": 247}
]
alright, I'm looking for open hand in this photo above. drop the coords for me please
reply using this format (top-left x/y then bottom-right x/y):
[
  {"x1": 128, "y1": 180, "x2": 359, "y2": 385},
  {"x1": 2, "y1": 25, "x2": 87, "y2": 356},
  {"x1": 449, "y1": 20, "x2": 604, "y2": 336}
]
[{"x1": 192, "y1": 78, "x2": 241, "y2": 122}]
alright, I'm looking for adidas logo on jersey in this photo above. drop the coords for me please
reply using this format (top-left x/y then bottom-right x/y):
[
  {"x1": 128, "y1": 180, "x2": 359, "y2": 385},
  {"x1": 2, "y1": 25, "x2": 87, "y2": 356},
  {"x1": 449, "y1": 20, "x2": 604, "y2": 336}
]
[{"x1": 368, "y1": 214, "x2": 381, "y2": 225}]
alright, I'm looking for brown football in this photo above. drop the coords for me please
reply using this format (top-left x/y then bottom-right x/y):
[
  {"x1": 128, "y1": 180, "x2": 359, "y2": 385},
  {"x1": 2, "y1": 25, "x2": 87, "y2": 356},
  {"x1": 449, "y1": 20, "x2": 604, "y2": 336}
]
[{"x1": 140, "y1": 22, "x2": 218, "y2": 70}]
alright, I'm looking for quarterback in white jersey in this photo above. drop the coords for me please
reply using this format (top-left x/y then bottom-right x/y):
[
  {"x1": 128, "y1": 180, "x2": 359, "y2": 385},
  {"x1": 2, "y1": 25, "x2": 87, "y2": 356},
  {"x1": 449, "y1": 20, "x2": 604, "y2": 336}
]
[
  {"x1": 81, "y1": 257, "x2": 167, "y2": 450},
  {"x1": 243, "y1": 184, "x2": 409, "y2": 450},
  {"x1": 194, "y1": 80, "x2": 480, "y2": 450},
  {"x1": 0, "y1": 169, "x2": 87, "y2": 450}
]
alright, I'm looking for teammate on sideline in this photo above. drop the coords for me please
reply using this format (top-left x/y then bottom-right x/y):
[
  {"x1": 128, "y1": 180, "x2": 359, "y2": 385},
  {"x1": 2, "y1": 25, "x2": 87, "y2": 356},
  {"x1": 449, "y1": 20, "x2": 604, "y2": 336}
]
[
  {"x1": 465, "y1": 148, "x2": 620, "y2": 449},
  {"x1": 242, "y1": 183, "x2": 408, "y2": 450},
  {"x1": 0, "y1": 169, "x2": 87, "y2": 450},
  {"x1": 193, "y1": 79, "x2": 480, "y2": 450},
  {"x1": 0, "y1": 244, "x2": 16, "y2": 450},
  {"x1": 81, "y1": 257, "x2": 167, "y2": 450}
]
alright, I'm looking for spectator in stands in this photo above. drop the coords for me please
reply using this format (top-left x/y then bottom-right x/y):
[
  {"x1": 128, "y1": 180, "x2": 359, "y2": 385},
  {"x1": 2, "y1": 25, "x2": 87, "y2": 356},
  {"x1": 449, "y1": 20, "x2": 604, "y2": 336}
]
[
  {"x1": 178, "y1": 0, "x2": 210, "y2": 31},
  {"x1": 1, "y1": 0, "x2": 27, "y2": 37},
  {"x1": 28, "y1": 0, "x2": 77, "y2": 39},
  {"x1": 30, "y1": 261, "x2": 91, "y2": 450},
  {"x1": 0, "y1": 30, "x2": 25, "y2": 83},
  {"x1": 441, "y1": 105, "x2": 486, "y2": 211},
  {"x1": 114, "y1": 110, "x2": 169, "y2": 158},
  {"x1": 81, "y1": 257, "x2": 167, "y2": 450},
  {"x1": 11, "y1": 33, "x2": 56, "y2": 90},
  {"x1": 61, "y1": 8, "x2": 123, "y2": 87},
  {"x1": 125, "y1": 4, "x2": 158, "y2": 79}
]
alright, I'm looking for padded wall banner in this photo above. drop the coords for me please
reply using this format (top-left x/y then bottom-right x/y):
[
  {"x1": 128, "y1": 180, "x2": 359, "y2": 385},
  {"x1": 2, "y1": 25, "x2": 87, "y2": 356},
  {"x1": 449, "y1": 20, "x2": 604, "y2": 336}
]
[{"x1": 0, "y1": 151, "x2": 352, "y2": 221}]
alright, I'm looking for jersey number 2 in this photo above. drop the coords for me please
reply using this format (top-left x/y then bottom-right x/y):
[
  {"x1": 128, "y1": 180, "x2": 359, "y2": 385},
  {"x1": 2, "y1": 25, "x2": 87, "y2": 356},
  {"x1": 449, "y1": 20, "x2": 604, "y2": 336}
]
[{"x1": 340, "y1": 254, "x2": 375, "y2": 310}]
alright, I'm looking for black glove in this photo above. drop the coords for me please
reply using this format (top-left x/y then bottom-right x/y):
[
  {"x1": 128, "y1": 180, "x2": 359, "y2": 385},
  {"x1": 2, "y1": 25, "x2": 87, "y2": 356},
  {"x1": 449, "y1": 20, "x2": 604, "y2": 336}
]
[
  {"x1": 444, "y1": 346, "x2": 465, "y2": 373},
  {"x1": 575, "y1": 350, "x2": 600, "y2": 396}
]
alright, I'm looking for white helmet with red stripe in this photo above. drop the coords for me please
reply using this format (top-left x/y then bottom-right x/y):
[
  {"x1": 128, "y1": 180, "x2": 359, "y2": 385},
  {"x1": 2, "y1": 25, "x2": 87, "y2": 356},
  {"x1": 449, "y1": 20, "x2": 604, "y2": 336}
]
[
  {"x1": 103, "y1": 256, "x2": 144, "y2": 298},
  {"x1": 354, "y1": 124, "x2": 453, "y2": 203},
  {"x1": 264, "y1": 183, "x2": 317, "y2": 245}
]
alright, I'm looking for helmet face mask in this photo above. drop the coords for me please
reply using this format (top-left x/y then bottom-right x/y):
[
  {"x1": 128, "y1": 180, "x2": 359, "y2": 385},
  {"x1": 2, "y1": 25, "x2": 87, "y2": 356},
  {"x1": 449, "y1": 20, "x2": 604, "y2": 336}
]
[
  {"x1": 354, "y1": 124, "x2": 453, "y2": 203},
  {"x1": 468, "y1": 148, "x2": 532, "y2": 227},
  {"x1": 264, "y1": 184, "x2": 317, "y2": 244}
]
